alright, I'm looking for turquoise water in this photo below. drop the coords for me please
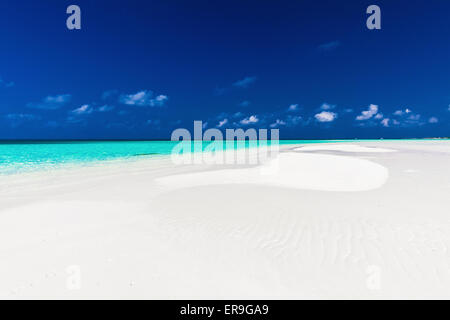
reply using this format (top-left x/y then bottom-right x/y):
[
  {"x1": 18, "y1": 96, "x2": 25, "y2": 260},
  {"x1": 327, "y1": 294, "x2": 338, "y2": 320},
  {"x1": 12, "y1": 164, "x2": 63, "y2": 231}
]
[{"x1": 0, "y1": 140, "x2": 335, "y2": 175}]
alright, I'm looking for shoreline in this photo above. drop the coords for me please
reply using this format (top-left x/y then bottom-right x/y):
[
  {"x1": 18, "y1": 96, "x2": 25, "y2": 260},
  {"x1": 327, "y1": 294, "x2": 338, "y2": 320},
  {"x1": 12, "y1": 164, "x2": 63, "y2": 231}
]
[{"x1": 1, "y1": 138, "x2": 448, "y2": 177}]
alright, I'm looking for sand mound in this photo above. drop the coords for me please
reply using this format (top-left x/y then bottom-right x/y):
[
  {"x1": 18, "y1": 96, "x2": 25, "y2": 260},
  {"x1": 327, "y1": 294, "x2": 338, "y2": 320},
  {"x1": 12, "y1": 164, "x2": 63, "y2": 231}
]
[
  {"x1": 156, "y1": 152, "x2": 389, "y2": 192},
  {"x1": 294, "y1": 144, "x2": 397, "y2": 153}
]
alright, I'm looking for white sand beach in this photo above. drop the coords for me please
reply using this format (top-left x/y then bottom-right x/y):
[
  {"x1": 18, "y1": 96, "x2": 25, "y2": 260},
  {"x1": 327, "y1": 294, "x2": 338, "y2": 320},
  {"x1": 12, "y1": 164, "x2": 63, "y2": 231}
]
[{"x1": 0, "y1": 140, "x2": 450, "y2": 299}]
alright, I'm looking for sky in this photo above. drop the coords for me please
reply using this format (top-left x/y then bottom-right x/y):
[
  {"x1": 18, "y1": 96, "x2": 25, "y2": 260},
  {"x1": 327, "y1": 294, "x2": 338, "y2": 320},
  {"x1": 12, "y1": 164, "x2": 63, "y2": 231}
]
[{"x1": 0, "y1": 0, "x2": 449, "y2": 140}]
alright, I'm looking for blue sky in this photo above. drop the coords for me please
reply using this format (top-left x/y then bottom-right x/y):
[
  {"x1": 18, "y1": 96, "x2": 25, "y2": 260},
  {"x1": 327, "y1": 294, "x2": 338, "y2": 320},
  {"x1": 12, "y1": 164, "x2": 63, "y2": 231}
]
[{"x1": 0, "y1": 0, "x2": 449, "y2": 139}]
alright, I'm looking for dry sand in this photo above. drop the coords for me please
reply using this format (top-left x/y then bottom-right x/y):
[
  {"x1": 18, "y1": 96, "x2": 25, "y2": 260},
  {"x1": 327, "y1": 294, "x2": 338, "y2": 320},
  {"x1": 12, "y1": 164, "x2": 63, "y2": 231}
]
[{"x1": 0, "y1": 140, "x2": 449, "y2": 299}]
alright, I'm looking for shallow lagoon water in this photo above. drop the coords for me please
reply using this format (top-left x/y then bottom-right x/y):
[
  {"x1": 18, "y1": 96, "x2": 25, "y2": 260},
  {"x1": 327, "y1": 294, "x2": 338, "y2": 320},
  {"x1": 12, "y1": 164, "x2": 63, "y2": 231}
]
[{"x1": 0, "y1": 140, "x2": 337, "y2": 175}]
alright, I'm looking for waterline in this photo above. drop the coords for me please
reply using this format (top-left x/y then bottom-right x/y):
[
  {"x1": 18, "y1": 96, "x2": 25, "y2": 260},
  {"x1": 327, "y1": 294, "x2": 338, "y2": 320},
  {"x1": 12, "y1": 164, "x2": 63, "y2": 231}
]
[{"x1": 0, "y1": 140, "x2": 341, "y2": 175}]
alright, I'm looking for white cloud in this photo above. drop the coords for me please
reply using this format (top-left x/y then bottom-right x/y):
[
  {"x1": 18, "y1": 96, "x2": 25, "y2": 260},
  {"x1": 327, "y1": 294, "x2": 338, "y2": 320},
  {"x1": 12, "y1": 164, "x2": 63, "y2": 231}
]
[
  {"x1": 270, "y1": 119, "x2": 286, "y2": 128},
  {"x1": 355, "y1": 107, "x2": 424, "y2": 128},
  {"x1": 27, "y1": 94, "x2": 71, "y2": 110},
  {"x1": 217, "y1": 118, "x2": 228, "y2": 128},
  {"x1": 119, "y1": 90, "x2": 168, "y2": 107},
  {"x1": 286, "y1": 115, "x2": 303, "y2": 126},
  {"x1": 429, "y1": 117, "x2": 439, "y2": 124},
  {"x1": 97, "y1": 105, "x2": 114, "y2": 112},
  {"x1": 269, "y1": 114, "x2": 303, "y2": 128},
  {"x1": 72, "y1": 104, "x2": 92, "y2": 115},
  {"x1": 408, "y1": 114, "x2": 421, "y2": 121},
  {"x1": 393, "y1": 108, "x2": 412, "y2": 116},
  {"x1": 381, "y1": 118, "x2": 390, "y2": 127},
  {"x1": 121, "y1": 91, "x2": 149, "y2": 105},
  {"x1": 315, "y1": 111, "x2": 337, "y2": 122},
  {"x1": 240, "y1": 115, "x2": 259, "y2": 125},
  {"x1": 319, "y1": 103, "x2": 335, "y2": 111},
  {"x1": 288, "y1": 104, "x2": 299, "y2": 111},
  {"x1": 356, "y1": 104, "x2": 379, "y2": 121},
  {"x1": 232, "y1": 76, "x2": 257, "y2": 88},
  {"x1": 391, "y1": 108, "x2": 423, "y2": 126},
  {"x1": 215, "y1": 112, "x2": 243, "y2": 122},
  {"x1": 154, "y1": 95, "x2": 168, "y2": 104}
]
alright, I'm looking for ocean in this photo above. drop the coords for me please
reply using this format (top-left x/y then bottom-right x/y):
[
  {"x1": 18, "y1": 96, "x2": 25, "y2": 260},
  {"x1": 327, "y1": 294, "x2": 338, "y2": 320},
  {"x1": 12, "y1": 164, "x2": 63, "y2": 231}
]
[{"x1": 0, "y1": 140, "x2": 336, "y2": 175}]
